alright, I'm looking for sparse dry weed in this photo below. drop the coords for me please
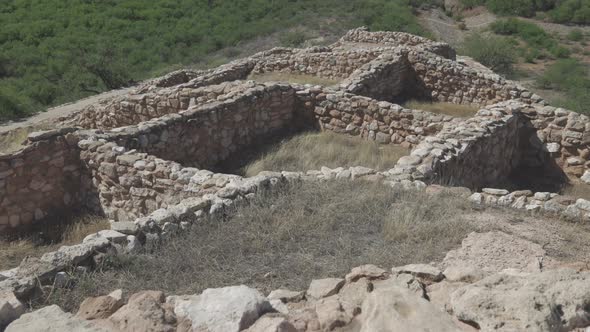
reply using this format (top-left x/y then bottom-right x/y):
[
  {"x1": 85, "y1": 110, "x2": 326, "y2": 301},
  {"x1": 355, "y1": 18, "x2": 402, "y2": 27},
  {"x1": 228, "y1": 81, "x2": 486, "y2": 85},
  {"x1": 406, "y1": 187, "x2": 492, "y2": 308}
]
[
  {"x1": 242, "y1": 131, "x2": 409, "y2": 176},
  {"x1": 41, "y1": 181, "x2": 475, "y2": 312},
  {"x1": 0, "y1": 215, "x2": 109, "y2": 270}
]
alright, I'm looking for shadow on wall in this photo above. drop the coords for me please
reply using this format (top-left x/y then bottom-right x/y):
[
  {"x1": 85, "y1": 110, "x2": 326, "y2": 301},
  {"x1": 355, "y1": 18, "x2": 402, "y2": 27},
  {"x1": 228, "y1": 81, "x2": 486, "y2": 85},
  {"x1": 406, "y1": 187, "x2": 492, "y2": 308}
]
[
  {"x1": 506, "y1": 123, "x2": 569, "y2": 193},
  {"x1": 430, "y1": 115, "x2": 568, "y2": 192}
]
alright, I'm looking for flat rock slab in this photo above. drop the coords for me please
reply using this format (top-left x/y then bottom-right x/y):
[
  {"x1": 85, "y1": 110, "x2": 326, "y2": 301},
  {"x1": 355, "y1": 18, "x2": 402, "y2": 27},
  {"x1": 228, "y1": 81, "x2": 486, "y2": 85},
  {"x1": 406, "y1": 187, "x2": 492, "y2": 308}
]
[
  {"x1": 442, "y1": 231, "x2": 545, "y2": 274},
  {"x1": 307, "y1": 278, "x2": 345, "y2": 299},
  {"x1": 359, "y1": 285, "x2": 460, "y2": 332},
  {"x1": 450, "y1": 268, "x2": 590, "y2": 331},
  {"x1": 172, "y1": 285, "x2": 268, "y2": 332},
  {"x1": 6, "y1": 305, "x2": 109, "y2": 332}
]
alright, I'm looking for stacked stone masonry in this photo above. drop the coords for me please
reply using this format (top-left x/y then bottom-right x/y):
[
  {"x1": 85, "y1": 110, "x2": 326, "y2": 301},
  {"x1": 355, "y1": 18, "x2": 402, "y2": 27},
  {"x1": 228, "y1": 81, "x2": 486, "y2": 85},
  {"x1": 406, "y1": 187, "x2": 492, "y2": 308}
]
[{"x1": 1, "y1": 27, "x2": 589, "y2": 239}]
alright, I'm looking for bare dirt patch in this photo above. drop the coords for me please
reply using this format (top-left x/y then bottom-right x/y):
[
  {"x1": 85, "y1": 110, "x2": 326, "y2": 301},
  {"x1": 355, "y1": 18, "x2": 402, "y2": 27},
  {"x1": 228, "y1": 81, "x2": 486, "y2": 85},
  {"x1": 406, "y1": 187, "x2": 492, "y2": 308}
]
[{"x1": 235, "y1": 131, "x2": 410, "y2": 176}]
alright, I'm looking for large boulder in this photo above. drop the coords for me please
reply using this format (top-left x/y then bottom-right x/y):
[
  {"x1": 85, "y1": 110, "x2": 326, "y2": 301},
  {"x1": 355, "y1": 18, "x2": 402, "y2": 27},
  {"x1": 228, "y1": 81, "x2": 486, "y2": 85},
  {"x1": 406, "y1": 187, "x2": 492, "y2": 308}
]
[
  {"x1": 171, "y1": 285, "x2": 268, "y2": 332},
  {"x1": 442, "y1": 231, "x2": 546, "y2": 274},
  {"x1": 6, "y1": 305, "x2": 109, "y2": 332},
  {"x1": 450, "y1": 268, "x2": 590, "y2": 331}
]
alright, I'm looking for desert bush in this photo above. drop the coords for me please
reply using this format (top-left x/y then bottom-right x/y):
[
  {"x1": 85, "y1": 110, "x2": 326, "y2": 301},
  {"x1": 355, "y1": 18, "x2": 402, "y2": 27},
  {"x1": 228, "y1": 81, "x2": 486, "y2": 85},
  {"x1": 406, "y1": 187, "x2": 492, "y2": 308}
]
[
  {"x1": 279, "y1": 30, "x2": 308, "y2": 48},
  {"x1": 39, "y1": 181, "x2": 475, "y2": 312},
  {"x1": 549, "y1": 0, "x2": 590, "y2": 24},
  {"x1": 486, "y1": 0, "x2": 536, "y2": 16},
  {"x1": 240, "y1": 131, "x2": 409, "y2": 176},
  {"x1": 489, "y1": 18, "x2": 570, "y2": 59},
  {"x1": 537, "y1": 59, "x2": 590, "y2": 114},
  {"x1": 0, "y1": 0, "x2": 426, "y2": 122},
  {"x1": 567, "y1": 29, "x2": 585, "y2": 42},
  {"x1": 460, "y1": 33, "x2": 516, "y2": 75}
]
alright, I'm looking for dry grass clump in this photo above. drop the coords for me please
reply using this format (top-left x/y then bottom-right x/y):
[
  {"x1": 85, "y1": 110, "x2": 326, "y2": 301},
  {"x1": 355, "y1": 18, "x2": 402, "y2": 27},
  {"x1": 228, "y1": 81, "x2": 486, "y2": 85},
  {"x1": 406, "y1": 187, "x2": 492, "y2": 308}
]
[
  {"x1": 41, "y1": 181, "x2": 475, "y2": 312},
  {"x1": 0, "y1": 215, "x2": 109, "y2": 270},
  {"x1": 242, "y1": 131, "x2": 409, "y2": 176},
  {"x1": 561, "y1": 182, "x2": 590, "y2": 201},
  {"x1": 404, "y1": 100, "x2": 479, "y2": 118},
  {"x1": 0, "y1": 127, "x2": 32, "y2": 154},
  {"x1": 248, "y1": 72, "x2": 342, "y2": 86}
]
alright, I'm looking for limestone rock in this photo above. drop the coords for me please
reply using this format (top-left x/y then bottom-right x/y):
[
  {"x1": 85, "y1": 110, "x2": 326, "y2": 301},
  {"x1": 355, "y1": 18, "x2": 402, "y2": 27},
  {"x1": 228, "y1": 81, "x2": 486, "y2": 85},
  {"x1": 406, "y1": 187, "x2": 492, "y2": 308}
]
[
  {"x1": 267, "y1": 289, "x2": 304, "y2": 303},
  {"x1": 109, "y1": 291, "x2": 176, "y2": 332},
  {"x1": 172, "y1": 285, "x2": 268, "y2": 332},
  {"x1": 77, "y1": 293, "x2": 124, "y2": 320},
  {"x1": 392, "y1": 263, "x2": 444, "y2": 283},
  {"x1": 450, "y1": 268, "x2": 590, "y2": 331},
  {"x1": 359, "y1": 285, "x2": 460, "y2": 332},
  {"x1": 442, "y1": 231, "x2": 545, "y2": 274},
  {"x1": 307, "y1": 278, "x2": 345, "y2": 299},
  {"x1": 244, "y1": 314, "x2": 297, "y2": 332},
  {"x1": 314, "y1": 296, "x2": 353, "y2": 330},
  {"x1": 0, "y1": 291, "x2": 24, "y2": 327},
  {"x1": 6, "y1": 305, "x2": 109, "y2": 332},
  {"x1": 345, "y1": 264, "x2": 387, "y2": 282}
]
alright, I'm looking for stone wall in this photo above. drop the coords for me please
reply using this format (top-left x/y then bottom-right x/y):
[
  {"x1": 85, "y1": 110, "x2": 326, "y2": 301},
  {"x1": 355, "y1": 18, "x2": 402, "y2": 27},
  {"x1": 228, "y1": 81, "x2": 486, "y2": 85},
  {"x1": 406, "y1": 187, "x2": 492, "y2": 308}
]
[
  {"x1": 103, "y1": 83, "x2": 301, "y2": 169},
  {"x1": 407, "y1": 51, "x2": 543, "y2": 107},
  {"x1": 71, "y1": 81, "x2": 259, "y2": 130},
  {"x1": 341, "y1": 52, "x2": 411, "y2": 101},
  {"x1": 497, "y1": 102, "x2": 590, "y2": 178},
  {"x1": 337, "y1": 27, "x2": 456, "y2": 60},
  {"x1": 0, "y1": 129, "x2": 82, "y2": 234},
  {"x1": 251, "y1": 47, "x2": 381, "y2": 79},
  {"x1": 304, "y1": 91, "x2": 458, "y2": 147}
]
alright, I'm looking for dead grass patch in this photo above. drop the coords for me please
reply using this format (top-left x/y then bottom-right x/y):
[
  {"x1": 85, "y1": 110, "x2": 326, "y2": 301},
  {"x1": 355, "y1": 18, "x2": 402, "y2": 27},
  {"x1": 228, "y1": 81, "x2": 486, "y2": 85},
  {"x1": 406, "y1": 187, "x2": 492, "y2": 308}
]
[
  {"x1": 0, "y1": 127, "x2": 32, "y2": 154},
  {"x1": 561, "y1": 182, "x2": 590, "y2": 201},
  {"x1": 40, "y1": 181, "x2": 475, "y2": 312},
  {"x1": 248, "y1": 72, "x2": 342, "y2": 86},
  {"x1": 0, "y1": 124, "x2": 55, "y2": 154},
  {"x1": 404, "y1": 100, "x2": 479, "y2": 118},
  {"x1": 241, "y1": 131, "x2": 410, "y2": 176},
  {"x1": 0, "y1": 215, "x2": 109, "y2": 270}
]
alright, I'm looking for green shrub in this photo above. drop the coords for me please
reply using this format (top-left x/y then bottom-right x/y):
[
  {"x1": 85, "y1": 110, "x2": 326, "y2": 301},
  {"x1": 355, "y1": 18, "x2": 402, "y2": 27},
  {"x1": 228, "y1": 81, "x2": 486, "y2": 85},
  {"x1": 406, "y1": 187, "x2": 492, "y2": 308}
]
[
  {"x1": 279, "y1": 31, "x2": 308, "y2": 48},
  {"x1": 486, "y1": 0, "x2": 536, "y2": 16},
  {"x1": 0, "y1": 85, "x2": 35, "y2": 121},
  {"x1": 549, "y1": 0, "x2": 590, "y2": 24},
  {"x1": 549, "y1": 45, "x2": 571, "y2": 58},
  {"x1": 537, "y1": 59, "x2": 590, "y2": 114},
  {"x1": 0, "y1": 0, "x2": 426, "y2": 121},
  {"x1": 489, "y1": 18, "x2": 568, "y2": 60},
  {"x1": 461, "y1": 34, "x2": 516, "y2": 75},
  {"x1": 567, "y1": 29, "x2": 584, "y2": 42}
]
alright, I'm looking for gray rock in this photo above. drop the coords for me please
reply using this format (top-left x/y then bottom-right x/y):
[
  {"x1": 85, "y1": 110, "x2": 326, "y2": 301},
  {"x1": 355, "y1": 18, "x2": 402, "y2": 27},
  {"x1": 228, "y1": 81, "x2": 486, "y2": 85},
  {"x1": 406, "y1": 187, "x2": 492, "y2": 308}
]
[
  {"x1": 110, "y1": 222, "x2": 139, "y2": 235},
  {"x1": 0, "y1": 291, "x2": 24, "y2": 327},
  {"x1": 392, "y1": 264, "x2": 444, "y2": 283},
  {"x1": 307, "y1": 278, "x2": 345, "y2": 299},
  {"x1": 359, "y1": 284, "x2": 459, "y2": 331},
  {"x1": 172, "y1": 285, "x2": 268, "y2": 332},
  {"x1": 6, "y1": 305, "x2": 109, "y2": 332},
  {"x1": 451, "y1": 269, "x2": 590, "y2": 331}
]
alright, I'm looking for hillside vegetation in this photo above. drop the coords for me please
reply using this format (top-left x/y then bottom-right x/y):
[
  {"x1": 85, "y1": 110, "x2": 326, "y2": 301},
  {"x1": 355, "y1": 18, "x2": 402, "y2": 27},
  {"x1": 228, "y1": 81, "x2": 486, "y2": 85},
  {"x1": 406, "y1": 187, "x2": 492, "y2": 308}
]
[
  {"x1": 460, "y1": 0, "x2": 590, "y2": 24},
  {"x1": 0, "y1": 0, "x2": 424, "y2": 121}
]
